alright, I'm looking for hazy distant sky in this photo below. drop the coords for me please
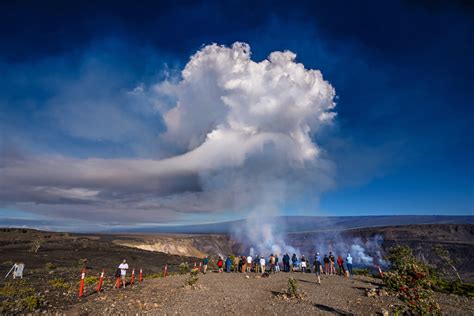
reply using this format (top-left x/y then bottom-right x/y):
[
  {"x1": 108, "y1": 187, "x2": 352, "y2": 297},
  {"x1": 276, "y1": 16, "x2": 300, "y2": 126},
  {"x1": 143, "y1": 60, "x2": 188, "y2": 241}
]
[{"x1": 0, "y1": 1, "x2": 472, "y2": 231}]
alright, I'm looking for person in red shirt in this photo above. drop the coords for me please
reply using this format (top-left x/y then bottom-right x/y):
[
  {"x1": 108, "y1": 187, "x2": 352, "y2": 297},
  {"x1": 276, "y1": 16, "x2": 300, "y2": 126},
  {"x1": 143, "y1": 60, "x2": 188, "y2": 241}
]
[
  {"x1": 337, "y1": 255, "x2": 346, "y2": 276},
  {"x1": 217, "y1": 257, "x2": 224, "y2": 273}
]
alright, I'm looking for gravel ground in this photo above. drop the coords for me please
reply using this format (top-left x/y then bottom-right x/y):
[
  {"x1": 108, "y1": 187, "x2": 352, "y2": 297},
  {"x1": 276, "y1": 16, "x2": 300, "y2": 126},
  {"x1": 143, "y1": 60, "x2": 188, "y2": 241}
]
[{"x1": 67, "y1": 272, "x2": 473, "y2": 315}]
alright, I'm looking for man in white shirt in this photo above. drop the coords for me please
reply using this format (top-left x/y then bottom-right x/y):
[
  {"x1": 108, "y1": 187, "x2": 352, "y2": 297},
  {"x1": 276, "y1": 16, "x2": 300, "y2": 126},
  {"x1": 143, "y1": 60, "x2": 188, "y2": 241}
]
[
  {"x1": 118, "y1": 259, "x2": 129, "y2": 288},
  {"x1": 259, "y1": 256, "x2": 266, "y2": 274},
  {"x1": 246, "y1": 255, "x2": 252, "y2": 272}
]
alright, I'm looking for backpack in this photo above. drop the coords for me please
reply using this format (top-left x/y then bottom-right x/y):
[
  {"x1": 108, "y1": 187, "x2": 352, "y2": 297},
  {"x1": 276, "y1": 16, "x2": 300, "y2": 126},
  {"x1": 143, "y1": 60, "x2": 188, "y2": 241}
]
[{"x1": 115, "y1": 268, "x2": 121, "y2": 277}]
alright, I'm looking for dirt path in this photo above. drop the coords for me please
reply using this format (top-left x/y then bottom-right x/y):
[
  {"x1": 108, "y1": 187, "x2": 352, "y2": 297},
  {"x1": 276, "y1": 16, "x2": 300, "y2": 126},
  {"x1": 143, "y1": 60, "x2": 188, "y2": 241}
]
[{"x1": 66, "y1": 272, "x2": 473, "y2": 315}]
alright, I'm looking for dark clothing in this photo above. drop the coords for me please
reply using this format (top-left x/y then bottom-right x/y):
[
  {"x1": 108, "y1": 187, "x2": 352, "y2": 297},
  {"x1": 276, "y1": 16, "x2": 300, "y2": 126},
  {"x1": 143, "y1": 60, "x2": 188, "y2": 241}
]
[
  {"x1": 314, "y1": 260, "x2": 322, "y2": 275},
  {"x1": 283, "y1": 254, "x2": 290, "y2": 272},
  {"x1": 203, "y1": 257, "x2": 209, "y2": 265}
]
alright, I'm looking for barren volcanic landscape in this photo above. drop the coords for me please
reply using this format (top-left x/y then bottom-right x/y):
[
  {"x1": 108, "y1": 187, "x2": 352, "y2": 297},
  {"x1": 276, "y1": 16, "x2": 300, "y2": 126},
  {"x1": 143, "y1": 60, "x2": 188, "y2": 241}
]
[{"x1": 1, "y1": 222, "x2": 473, "y2": 314}]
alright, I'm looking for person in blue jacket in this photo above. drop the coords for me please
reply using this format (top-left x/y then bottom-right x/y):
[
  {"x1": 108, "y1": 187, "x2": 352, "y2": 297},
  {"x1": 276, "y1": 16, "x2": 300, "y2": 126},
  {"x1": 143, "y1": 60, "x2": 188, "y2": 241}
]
[{"x1": 225, "y1": 255, "x2": 232, "y2": 273}]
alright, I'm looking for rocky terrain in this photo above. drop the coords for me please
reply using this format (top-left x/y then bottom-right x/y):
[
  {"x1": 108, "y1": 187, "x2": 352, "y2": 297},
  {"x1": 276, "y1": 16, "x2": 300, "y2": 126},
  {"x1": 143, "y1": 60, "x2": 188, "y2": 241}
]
[
  {"x1": 113, "y1": 233, "x2": 239, "y2": 259},
  {"x1": 68, "y1": 272, "x2": 473, "y2": 315},
  {"x1": 114, "y1": 224, "x2": 474, "y2": 282},
  {"x1": 0, "y1": 224, "x2": 473, "y2": 314},
  {"x1": 0, "y1": 228, "x2": 199, "y2": 313}
]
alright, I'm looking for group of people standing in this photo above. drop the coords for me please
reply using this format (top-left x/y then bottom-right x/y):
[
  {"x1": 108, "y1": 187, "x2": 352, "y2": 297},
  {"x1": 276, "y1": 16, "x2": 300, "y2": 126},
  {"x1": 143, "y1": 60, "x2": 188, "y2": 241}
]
[
  {"x1": 214, "y1": 254, "x2": 281, "y2": 274},
  {"x1": 210, "y1": 251, "x2": 355, "y2": 283},
  {"x1": 313, "y1": 252, "x2": 353, "y2": 284}
]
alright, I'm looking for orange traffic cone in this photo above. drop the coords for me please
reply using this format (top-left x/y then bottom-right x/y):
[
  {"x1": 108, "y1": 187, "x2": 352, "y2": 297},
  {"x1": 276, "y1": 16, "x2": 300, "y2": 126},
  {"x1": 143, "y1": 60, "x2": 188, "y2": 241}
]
[
  {"x1": 96, "y1": 269, "x2": 105, "y2": 292},
  {"x1": 78, "y1": 268, "x2": 85, "y2": 298}
]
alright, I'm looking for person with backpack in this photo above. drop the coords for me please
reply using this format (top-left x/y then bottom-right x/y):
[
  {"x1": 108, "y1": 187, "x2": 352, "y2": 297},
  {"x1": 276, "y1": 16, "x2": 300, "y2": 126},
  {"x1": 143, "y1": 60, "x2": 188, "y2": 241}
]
[
  {"x1": 346, "y1": 253, "x2": 353, "y2": 276},
  {"x1": 202, "y1": 256, "x2": 209, "y2": 274},
  {"x1": 313, "y1": 253, "x2": 322, "y2": 284},
  {"x1": 217, "y1": 257, "x2": 224, "y2": 273},
  {"x1": 337, "y1": 255, "x2": 345, "y2": 276},
  {"x1": 323, "y1": 254, "x2": 330, "y2": 274}
]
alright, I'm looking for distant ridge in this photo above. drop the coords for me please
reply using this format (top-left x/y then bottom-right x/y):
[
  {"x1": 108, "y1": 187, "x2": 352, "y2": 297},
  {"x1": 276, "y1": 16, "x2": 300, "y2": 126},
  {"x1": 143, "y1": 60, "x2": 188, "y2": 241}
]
[{"x1": 106, "y1": 215, "x2": 474, "y2": 234}]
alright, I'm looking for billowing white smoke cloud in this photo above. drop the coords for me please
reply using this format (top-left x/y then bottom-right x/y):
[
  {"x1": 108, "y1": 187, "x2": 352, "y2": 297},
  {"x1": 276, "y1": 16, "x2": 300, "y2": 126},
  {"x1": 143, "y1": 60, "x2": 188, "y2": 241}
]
[{"x1": 0, "y1": 42, "x2": 337, "y2": 228}]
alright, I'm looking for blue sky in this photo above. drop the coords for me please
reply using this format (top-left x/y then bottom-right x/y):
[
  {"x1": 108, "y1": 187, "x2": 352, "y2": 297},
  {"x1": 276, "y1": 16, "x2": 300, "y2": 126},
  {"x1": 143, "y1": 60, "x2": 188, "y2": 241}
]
[{"x1": 0, "y1": 1, "x2": 472, "y2": 230}]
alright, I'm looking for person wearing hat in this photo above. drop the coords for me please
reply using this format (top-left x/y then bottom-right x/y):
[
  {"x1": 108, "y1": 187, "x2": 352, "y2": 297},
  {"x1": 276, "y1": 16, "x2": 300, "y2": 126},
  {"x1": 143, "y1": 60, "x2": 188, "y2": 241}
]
[{"x1": 314, "y1": 252, "x2": 322, "y2": 284}]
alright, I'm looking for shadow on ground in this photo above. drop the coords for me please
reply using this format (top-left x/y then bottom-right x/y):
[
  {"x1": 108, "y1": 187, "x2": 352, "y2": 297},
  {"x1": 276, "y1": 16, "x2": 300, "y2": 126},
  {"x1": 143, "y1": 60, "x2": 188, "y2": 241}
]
[{"x1": 314, "y1": 304, "x2": 354, "y2": 316}]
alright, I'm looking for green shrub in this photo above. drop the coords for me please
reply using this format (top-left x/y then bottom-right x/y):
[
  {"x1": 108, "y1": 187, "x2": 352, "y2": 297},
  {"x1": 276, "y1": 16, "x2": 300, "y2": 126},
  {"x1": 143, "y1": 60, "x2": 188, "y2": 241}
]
[
  {"x1": 48, "y1": 278, "x2": 70, "y2": 289},
  {"x1": 287, "y1": 277, "x2": 301, "y2": 298},
  {"x1": 184, "y1": 268, "x2": 199, "y2": 287},
  {"x1": 430, "y1": 276, "x2": 474, "y2": 297},
  {"x1": 384, "y1": 245, "x2": 440, "y2": 315},
  {"x1": 23, "y1": 295, "x2": 43, "y2": 310},
  {"x1": 0, "y1": 280, "x2": 34, "y2": 297},
  {"x1": 82, "y1": 276, "x2": 99, "y2": 285},
  {"x1": 0, "y1": 281, "x2": 44, "y2": 312},
  {"x1": 179, "y1": 262, "x2": 189, "y2": 275}
]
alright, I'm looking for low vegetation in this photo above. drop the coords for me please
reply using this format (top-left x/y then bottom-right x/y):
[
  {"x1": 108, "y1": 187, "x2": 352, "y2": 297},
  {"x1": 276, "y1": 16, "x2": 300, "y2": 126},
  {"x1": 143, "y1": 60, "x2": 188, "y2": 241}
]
[
  {"x1": 179, "y1": 262, "x2": 190, "y2": 275},
  {"x1": 384, "y1": 245, "x2": 441, "y2": 315},
  {"x1": 0, "y1": 280, "x2": 44, "y2": 312},
  {"x1": 48, "y1": 278, "x2": 70, "y2": 289},
  {"x1": 287, "y1": 277, "x2": 301, "y2": 299},
  {"x1": 184, "y1": 268, "x2": 199, "y2": 288},
  {"x1": 83, "y1": 276, "x2": 99, "y2": 285}
]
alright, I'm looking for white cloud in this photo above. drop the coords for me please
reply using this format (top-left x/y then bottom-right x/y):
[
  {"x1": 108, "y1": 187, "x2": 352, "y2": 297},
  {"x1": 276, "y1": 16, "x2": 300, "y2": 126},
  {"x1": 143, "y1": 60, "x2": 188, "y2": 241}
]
[{"x1": 1, "y1": 42, "x2": 337, "y2": 225}]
